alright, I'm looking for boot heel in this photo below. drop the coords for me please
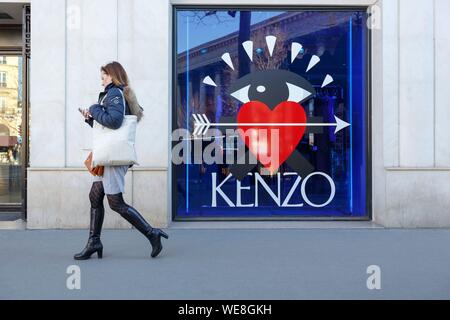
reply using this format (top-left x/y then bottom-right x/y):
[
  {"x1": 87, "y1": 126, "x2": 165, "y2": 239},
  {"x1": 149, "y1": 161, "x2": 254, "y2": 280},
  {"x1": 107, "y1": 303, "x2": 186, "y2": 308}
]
[{"x1": 97, "y1": 248, "x2": 103, "y2": 259}]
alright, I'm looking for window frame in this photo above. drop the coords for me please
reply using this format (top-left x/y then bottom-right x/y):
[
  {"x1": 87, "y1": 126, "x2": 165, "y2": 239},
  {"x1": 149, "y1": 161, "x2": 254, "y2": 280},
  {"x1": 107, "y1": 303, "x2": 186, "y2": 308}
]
[{"x1": 171, "y1": 5, "x2": 373, "y2": 221}]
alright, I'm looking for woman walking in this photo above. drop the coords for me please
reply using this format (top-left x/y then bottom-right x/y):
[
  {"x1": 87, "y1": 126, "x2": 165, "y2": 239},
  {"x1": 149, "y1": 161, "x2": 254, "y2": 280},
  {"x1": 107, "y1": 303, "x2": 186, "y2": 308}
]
[{"x1": 75, "y1": 61, "x2": 168, "y2": 260}]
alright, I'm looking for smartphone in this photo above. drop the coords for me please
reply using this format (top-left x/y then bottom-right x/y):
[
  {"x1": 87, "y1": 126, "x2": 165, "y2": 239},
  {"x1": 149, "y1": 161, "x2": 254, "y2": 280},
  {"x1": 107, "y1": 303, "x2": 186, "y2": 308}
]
[{"x1": 78, "y1": 108, "x2": 92, "y2": 118}]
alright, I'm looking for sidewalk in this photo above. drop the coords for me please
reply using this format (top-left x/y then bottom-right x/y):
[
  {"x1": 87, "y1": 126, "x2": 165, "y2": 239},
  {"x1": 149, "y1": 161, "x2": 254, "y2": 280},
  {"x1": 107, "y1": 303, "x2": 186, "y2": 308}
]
[{"x1": 1, "y1": 228, "x2": 450, "y2": 300}]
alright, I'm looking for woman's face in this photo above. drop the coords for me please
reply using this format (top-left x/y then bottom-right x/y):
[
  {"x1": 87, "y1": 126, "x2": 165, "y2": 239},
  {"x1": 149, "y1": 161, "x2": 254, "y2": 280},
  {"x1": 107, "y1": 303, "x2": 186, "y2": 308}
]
[{"x1": 101, "y1": 71, "x2": 113, "y2": 87}]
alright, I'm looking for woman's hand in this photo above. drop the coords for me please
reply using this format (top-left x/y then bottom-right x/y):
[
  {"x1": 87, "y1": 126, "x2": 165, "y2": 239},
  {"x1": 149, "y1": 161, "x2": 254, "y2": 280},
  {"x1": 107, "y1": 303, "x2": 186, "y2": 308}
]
[{"x1": 78, "y1": 107, "x2": 92, "y2": 119}]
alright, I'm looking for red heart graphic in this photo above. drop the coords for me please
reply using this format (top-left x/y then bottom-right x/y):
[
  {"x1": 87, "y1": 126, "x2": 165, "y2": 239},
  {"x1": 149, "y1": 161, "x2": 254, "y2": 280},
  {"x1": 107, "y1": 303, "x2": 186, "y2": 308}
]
[{"x1": 237, "y1": 101, "x2": 307, "y2": 174}]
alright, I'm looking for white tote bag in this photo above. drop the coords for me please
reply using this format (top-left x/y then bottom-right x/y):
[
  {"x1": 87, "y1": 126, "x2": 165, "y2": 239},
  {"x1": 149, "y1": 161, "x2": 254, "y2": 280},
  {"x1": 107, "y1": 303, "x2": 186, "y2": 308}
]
[{"x1": 92, "y1": 89, "x2": 139, "y2": 167}]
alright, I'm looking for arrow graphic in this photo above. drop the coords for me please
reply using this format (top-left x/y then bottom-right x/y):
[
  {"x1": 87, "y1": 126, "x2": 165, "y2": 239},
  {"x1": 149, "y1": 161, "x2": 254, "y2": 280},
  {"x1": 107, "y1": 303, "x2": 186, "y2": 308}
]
[{"x1": 192, "y1": 114, "x2": 350, "y2": 136}]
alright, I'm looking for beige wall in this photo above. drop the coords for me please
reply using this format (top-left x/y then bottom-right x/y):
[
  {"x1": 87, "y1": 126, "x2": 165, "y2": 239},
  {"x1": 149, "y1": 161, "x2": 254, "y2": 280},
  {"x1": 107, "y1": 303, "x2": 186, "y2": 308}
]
[
  {"x1": 376, "y1": 0, "x2": 450, "y2": 227},
  {"x1": 25, "y1": 0, "x2": 450, "y2": 228},
  {"x1": 28, "y1": 0, "x2": 170, "y2": 229}
]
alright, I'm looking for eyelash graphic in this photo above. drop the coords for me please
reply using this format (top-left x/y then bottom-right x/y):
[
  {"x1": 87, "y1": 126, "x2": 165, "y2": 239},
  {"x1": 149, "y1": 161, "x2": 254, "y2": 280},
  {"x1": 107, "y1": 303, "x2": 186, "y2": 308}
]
[{"x1": 201, "y1": 37, "x2": 332, "y2": 109}]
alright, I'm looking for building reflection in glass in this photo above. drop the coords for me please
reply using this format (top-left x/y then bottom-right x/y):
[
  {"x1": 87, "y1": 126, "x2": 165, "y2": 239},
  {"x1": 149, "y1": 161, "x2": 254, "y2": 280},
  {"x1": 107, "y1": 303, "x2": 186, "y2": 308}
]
[{"x1": 0, "y1": 55, "x2": 23, "y2": 204}]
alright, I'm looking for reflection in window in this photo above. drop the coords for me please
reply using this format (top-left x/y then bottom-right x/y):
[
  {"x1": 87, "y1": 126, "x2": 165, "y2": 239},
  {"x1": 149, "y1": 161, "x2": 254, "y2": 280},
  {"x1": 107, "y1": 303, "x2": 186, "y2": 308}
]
[
  {"x1": 0, "y1": 56, "x2": 23, "y2": 204},
  {"x1": 0, "y1": 72, "x2": 6, "y2": 87},
  {"x1": 173, "y1": 9, "x2": 368, "y2": 219},
  {"x1": 0, "y1": 97, "x2": 5, "y2": 113}
]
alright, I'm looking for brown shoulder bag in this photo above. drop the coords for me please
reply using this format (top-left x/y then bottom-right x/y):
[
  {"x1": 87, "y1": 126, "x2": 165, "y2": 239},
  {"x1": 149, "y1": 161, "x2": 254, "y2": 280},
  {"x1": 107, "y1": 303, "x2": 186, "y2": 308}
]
[{"x1": 84, "y1": 151, "x2": 104, "y2": 176}]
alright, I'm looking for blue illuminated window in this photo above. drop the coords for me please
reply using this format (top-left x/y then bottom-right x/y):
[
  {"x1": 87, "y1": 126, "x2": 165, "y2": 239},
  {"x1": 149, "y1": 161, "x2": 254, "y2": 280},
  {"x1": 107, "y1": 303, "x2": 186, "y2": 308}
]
[{"x1": 173, "y1": 8, "x2": 369, "y2": 219}]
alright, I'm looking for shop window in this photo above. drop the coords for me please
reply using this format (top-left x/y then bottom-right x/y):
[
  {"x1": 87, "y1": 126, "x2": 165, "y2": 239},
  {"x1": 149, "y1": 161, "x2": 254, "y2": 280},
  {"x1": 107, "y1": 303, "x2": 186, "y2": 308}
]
[
  {"x1": 172, "y1": 8, "x2": 370, "y2": 219},
  {"x1": 0, "y1": 72, "x2": 6, "y2": 87},
  {"x1": 0, "y1": 97, "x2": 5, "y2": 113}
]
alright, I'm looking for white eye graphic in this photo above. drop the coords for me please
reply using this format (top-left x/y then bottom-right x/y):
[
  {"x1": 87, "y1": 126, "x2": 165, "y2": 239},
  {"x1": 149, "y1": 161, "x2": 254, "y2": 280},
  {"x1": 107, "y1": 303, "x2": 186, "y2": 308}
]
[
  {"x1": 230, "y1": 84, "x2": 251, "y2": 104},
  {"x1": 230, "y1": 81, "x2": 313, "y2": 104},
  {"x1": 286, "y1": 82, "x2": 313, "y2": 103}
]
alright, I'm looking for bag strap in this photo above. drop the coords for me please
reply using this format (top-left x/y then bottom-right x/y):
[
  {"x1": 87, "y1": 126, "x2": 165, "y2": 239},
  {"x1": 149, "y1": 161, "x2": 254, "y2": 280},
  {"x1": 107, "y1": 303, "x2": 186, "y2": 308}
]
[{"x1": 118, "y1": 88, "x2": 127, "y2": 116}]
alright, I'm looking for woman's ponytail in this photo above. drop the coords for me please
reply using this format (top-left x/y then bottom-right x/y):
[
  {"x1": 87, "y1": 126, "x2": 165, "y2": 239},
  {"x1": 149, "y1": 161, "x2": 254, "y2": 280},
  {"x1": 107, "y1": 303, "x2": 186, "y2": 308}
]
[{"x1": 123, "y1": 86, "x2": 144, "y2": 122}]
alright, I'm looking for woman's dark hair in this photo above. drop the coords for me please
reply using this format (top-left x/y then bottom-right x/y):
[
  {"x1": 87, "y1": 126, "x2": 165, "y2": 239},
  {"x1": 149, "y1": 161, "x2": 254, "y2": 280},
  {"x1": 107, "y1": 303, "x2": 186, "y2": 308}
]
[
  {"x1": 101, "y1": 61, "x2": 129, "y2": 87},
  {"x1": 101, "y1": 61, "x2": 144, "y2": 121}
]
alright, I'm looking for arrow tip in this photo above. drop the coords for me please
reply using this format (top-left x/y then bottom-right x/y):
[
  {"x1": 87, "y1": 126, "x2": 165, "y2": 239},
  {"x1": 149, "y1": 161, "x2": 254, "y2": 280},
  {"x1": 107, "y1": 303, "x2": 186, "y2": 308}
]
[{"x1": 334, "y1": 116, "x2": 350, "y2": 134}]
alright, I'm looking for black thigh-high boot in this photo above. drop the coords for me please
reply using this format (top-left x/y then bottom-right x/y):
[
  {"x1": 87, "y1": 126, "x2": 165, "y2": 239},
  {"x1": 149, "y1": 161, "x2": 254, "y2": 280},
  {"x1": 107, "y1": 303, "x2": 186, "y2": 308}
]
[
  {"x1": 107, "y1": 193, "x2": 168, "y2": 258},
  {"x1": 74, "y1": 181, "x2": 105, "y2": 260}
]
